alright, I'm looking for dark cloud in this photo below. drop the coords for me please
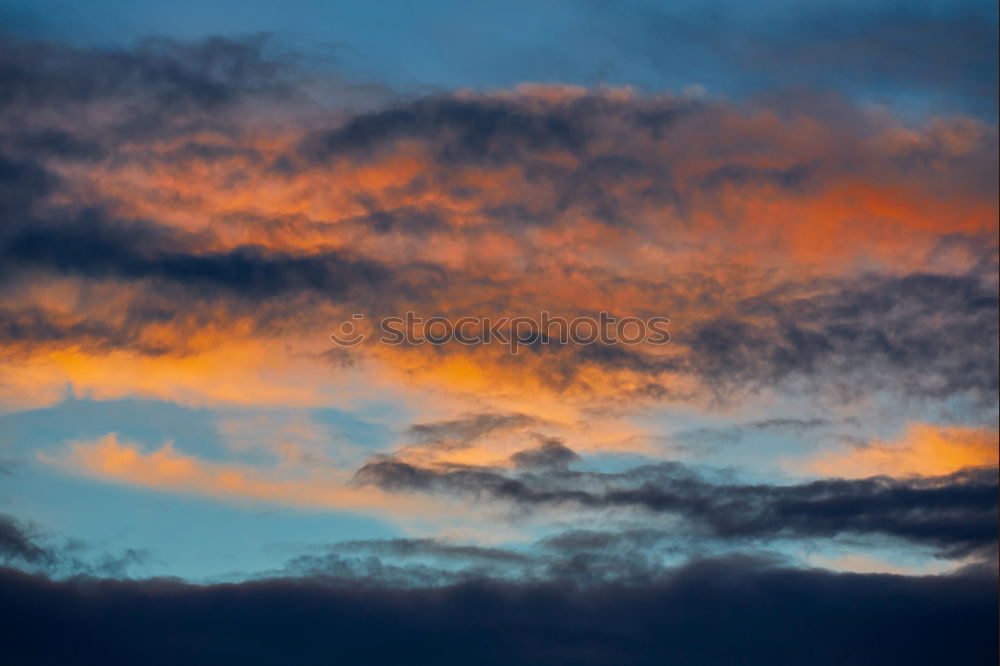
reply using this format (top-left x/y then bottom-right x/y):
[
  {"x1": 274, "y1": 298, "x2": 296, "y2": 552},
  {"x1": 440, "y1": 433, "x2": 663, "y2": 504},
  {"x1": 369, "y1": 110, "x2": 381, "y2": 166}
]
[
  {"x1": 0, "y1": 213, "x2": 395, "y2": 300},
  {"x1": 748, "y1": 418, "x2": 832, "y2": 431},
  {"x1": 510, "y1": 439, "x2": 581, "y2": 470},
  {"x1": 408, "y1": 412, "x2": 540, "y2": 446},
  {"x1": 686, "y1": 266, "x2": 999, "y2": 402},
  {"x1": 0, "y1": 153, "x2": 55, "y2": 218},
  {"x1": 291, "y1": 529, "x2": 692, "y2": 586},
  {"x1": 0, "y1": 306, "x2": 163, "y2": 354},
  {"x1": 276, "y1": 537, "x2": 537, "y2": 586},
  {"x1": 0, "y1": 35, "x2": 291, "y2": 138},
  {"x1": 329, "y1": 537, "x2": 533, "y2": 565},
  {"x1": 355, "y1": 457, "x2": 999, "y2": 557},
  {"x1": 349, "y1": 202, "x2": 449, "y2": 235},
  {"x1": 699, "y1": 161, "x2": 817, "y2": 191},
  {"x1": 658, "y1": 418, "x2": 834, "y2": 455},
  {"x1": 0, "y1": 514, "x2": 54, "y2": 567},
  {"x1": 0, "y1": 556, "x2": 995, "y2": 666},
  {"x1": 0, "y1": 513, "x2": 148, "y2": 577},
  {"x1": 11, "y1": 128, "x2": 106, "y2": 161},
  {"x1": 302, "y1": 95, "x2": 590, "y2": 165}
]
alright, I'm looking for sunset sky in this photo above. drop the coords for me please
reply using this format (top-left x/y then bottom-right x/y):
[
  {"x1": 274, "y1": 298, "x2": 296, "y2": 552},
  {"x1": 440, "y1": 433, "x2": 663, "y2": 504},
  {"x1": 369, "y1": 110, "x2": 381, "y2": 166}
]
[{"x1": 0, "y1": 1, "x2": 997, "y2": 663}]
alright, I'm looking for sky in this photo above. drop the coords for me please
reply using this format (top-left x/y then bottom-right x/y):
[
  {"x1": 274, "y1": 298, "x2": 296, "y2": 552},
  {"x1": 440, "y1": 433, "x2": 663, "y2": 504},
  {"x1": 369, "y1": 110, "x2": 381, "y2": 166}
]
[{"x1": 0, "y1": 1, "x2": 997, "y2": 663}]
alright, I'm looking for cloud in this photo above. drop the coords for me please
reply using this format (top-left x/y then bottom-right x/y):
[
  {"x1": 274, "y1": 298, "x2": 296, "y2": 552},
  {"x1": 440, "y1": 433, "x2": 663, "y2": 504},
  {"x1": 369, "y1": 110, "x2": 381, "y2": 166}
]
[
  {"x1": 407, "y1": 412, "x2": 541, "y2": 446},
  {"x1": 685, "y1": 267, "x2": 999, "y2": 401},
  {"x1": 0, "y1": 214, "x2": 396, "y2": 300},
  {"x1": 43, "y1": 431, "x2": 997, "y2": 561},
  {"x1": 354, "y1": 454, "x2": 999, "y2": 558},
  {"x1": 0, "y1": 512, "x2": 148, "y2": 577},
  {"x1": 748, "y1": 417, "x2": 831, "y2": 432},
  {"x1": 302, "y1": 95, "x2": 590, "y2": 164},
  {"x1": 40, "y1": 433, "x2": 460, "y2": 521},
  {"x1": 510, "y1": 438, "x2": 580, "y2": 470},
  {"x1": 277, "y1": 537, "x2": 537, "y2": 586},
  {"x1": 0, "y1": 555, "x2": 995, "y2": 666},
  {"x1": 0, "y1": 34, "x2": 293, "y2": 137},
  {"x1": 795, "y1": 424, "x2": 999, "y2": 478},
  {"x1": 0, "y1": 514, "x2": 53, "y2": 567},
  {"x1": 0, "y1": 35, "x2": 995, "y2": 412}
]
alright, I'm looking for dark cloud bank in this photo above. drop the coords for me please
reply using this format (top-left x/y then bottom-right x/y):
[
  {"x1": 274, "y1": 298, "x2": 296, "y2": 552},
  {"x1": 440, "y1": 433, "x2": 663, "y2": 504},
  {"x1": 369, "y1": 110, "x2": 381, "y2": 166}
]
[
  {"x1": 4, "y1": 508, "x2": 996, "y2": 665},
  {"x1": 0, "y1": 557, "x2": 996, "y2": 666}
]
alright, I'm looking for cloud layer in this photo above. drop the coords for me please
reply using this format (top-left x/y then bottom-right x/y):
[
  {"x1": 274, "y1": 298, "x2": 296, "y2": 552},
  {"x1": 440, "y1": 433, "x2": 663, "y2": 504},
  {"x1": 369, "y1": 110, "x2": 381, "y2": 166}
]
[
  {"x1": 1, "y1": 36, "x2": 996, "y2": 413},
  {"x1": 1, "y1": 556, "x2": 996, "y2": 666}
]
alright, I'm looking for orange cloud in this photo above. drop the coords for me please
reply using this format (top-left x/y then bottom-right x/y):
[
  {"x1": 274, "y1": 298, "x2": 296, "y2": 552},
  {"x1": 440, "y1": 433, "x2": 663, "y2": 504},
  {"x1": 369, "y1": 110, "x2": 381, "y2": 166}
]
[
  {"x1": 3, "y1": 88, "x2": 995, "y2": 415},
  {"x1": 40, "y1": 434, "x2": 456, "y2": 519},
  {"x1": 795, "y1": 424, "x2": 999, "y2": 478},
  {"x1": 46, "y1": 89, "x2": 996, "y2": 271}
]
